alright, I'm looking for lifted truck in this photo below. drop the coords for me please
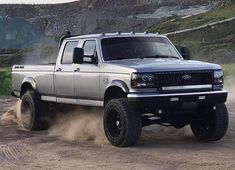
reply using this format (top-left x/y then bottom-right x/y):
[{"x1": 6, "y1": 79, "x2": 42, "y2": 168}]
[{"x1": 11, "y1": 32, "x2": 228, "y2": 147}]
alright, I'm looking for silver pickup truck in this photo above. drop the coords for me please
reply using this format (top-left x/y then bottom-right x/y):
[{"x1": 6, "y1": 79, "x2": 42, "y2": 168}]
[{"x1": 12, "y1": 33, "x2": 228, "y2": 147}]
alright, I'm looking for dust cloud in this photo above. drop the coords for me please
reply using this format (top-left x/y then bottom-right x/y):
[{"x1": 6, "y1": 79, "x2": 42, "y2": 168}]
[
  {"x1": 49, "y1": 107, "x2": 108, "y2": 145},
  {"x1": 21, "y1": 42, "x2": 57, "y2": 65},
  {"x1": 226, "y1": 86, "x2": 235, "y2": 101},
  {"x1": 0, "y1": 100, "x2": 21, "y2": 126},
  {"x1": 0, "y1": 101, "x2": 107, "y2": 145},
  {"x1": 224, "y1": 74, "x2": 235, "y2": 102}
]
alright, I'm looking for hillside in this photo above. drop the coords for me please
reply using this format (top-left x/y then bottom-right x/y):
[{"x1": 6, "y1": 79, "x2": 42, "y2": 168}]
[
  {"x1": 0, "y1": 0, "x2": 232, "y2": 66},
  {"x1": 0, "y1": 17, "x2": 57, "y2": 66},
  {"x1": 0, "y1": 17, "x2": 53, "y2": 49},
  {"x1": 0, "y1": 0, "x2": 221, "y2": 37},
  {"x1": 168, "y1": 19, "x2": 235, "y2": 64},
  {"x1": 149, "y1": 1, "x2": 235, "y2": 33},
  {"x1": 148, "y1": 1, "x2": 235, "y2": 64}
]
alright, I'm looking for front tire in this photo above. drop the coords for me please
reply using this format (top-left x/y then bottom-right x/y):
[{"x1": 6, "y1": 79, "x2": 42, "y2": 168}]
[
  {"x1": 190, "y1": 103, "x2": 229, "y2": 142},
  {"x1": 103, "y1": 99, "x2": 142, "y2": 147},
  {"x1": 21, "y1": 90, "x2": 50, "y2": 130}
]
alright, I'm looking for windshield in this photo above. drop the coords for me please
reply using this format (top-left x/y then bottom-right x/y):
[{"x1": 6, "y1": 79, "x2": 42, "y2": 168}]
[{"x1": 101, "y1": 37, "x2": 181, "y2": 61}]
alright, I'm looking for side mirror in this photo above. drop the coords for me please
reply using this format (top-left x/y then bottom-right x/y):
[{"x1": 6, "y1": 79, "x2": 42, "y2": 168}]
[
  {"x1": 177, "y1": 46, "x2": 191, "y2": 60},
  {"x1": 73, "y1": 47, "x2": 84, "y2": 64}
]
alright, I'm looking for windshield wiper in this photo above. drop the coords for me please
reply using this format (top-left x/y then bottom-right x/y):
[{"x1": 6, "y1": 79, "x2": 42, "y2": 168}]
[{"x1": 143, "y1": 55, "x2": 179, "y2": 59}]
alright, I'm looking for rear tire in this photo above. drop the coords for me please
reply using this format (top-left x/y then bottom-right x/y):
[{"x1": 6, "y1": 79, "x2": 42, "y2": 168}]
[
  {"x1": 20, "y1": 90, "x2": 50, "y2": 130},
  {"x1": 190, "y1": 103, "x2": 229, "y2": 142},
  {"x1": 103, "y1": 99, "x2": 142, "y2": 147}
]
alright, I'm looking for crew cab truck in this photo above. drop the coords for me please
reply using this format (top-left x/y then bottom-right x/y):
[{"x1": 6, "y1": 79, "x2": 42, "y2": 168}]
[{"x1": 11, "y1": 33, "x2": 228, "y2": 147}]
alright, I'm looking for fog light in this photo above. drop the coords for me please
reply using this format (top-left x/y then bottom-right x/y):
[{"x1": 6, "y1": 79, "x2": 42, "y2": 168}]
[
  {"x1": 198, "y1": 96, "x2": 206, "y2": 100},
  {"x1": 170, "y1": 97, "x2": 179, "y2": 102}
]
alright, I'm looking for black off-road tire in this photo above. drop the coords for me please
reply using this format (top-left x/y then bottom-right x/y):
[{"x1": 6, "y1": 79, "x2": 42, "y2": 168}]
[
  {"x1": 103, "y1": 99, "x2": 142, "y2": 147},
  {"x1": 21, "y1": 90, "x2": 50, "y2": 131},
  {"x1": 190, "y1": 103, "x2": 229, "y2": 142}
]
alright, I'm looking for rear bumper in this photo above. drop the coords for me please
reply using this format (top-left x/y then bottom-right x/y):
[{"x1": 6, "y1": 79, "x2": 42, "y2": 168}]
[{"x1": 127, "y1": 90, "x2": 227, "y2": 104}]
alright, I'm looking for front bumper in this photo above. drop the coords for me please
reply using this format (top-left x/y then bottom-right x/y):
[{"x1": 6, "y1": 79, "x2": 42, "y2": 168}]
[{"x1": 127, "y1": 90, "x2": 227, "y2": 104}]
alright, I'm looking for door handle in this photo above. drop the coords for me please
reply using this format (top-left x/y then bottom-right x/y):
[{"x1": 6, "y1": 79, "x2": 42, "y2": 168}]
[
  {"x1": 56, "y1": 68, "x2": 62, "y2": 72},
  {"x1": 74, "y1": 68, "x2": 80, "y2": 72}
]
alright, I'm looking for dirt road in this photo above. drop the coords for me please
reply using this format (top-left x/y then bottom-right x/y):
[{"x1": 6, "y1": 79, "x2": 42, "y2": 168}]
[{"x1": 0, "y1": 97, "x2": 235, "y2": 170}]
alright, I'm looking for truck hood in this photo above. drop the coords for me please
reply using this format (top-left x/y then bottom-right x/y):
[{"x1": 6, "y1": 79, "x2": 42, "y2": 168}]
[{"x1": 106, "y1": 58, "x2": 221, "y2": 73}]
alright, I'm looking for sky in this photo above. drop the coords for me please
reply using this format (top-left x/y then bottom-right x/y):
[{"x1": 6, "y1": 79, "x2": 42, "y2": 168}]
[{"x1": 0, "y1": 0, "x2": 77, "y2": 4}]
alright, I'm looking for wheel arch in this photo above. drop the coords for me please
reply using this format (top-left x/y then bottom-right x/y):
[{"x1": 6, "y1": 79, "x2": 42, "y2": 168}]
[
  {"x1": 20, "y1": 77, "x2": 37, "y2": 97},
  {"x1": 104, "y1": 80, "x2": 129, "y2": 106}
]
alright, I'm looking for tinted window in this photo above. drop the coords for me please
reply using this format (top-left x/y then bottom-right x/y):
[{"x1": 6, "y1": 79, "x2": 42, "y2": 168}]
[
  {"x1": 62, "y1": 41, "x2": 78, "y2": 64},
  {"x1": 83, "y1": 41, "x2": 96, "y2": 57},
  {"x1": 101, "y1": 37, "x2": 180, "y2": 61}
]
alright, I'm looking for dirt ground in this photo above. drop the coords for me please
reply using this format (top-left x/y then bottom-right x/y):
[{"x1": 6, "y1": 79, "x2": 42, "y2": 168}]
[{"x1": 0, "y1": 97, "x2": 235, "y2": 170}]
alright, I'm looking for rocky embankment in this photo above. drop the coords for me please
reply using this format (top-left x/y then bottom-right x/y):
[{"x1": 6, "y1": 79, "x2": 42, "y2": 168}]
[{"x1": 0, "y1": 0, "x2": 223, "y2": 37}]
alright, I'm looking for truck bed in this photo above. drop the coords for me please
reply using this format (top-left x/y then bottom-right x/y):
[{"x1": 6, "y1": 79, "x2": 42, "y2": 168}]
[{"x1": 12, "y1": 65, "x2": 55, "y2": 97}]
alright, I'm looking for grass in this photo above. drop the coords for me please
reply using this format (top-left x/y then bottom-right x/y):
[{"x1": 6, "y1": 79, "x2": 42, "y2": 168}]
[
  {"x1": 149, "y1": 3, "x2": 235, "y2": 33},
  {"x1": 147, "y1": 2, "x2": 235, "y2": 64},
  {"x1": 0, "y1": 68, "x2": 11, "y2": 96},
  {"x1": 168, "y1": 19, "x2": 235, "y2": 64},
  {"x1": 222, "y1": 64, "x2": 235, "y2": 84},
  {"x1": 223, "y1": 64, "x2": 235, "y2": 75}
]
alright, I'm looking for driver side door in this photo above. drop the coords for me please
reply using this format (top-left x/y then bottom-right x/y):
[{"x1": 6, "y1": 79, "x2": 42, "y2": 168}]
[{"x1": 74, "y1": 39, "x2": 101, "y2": 106}]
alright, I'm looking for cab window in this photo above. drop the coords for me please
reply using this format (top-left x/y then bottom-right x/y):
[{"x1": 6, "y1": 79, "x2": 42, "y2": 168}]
[
  {"x1": 83, "y1": 40, "x2": 96, "y2": 57},
  {"x1": 61, "y1": 41, "x2": 78, "y2": 64},
  {"x1": 82, "y1": 40, "x2": 97, "y2": 63}
]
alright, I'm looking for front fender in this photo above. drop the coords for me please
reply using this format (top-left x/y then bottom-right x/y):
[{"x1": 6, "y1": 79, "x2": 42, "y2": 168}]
[{"x1": 107, "y1": 80, "x2": 129, "y2": 93}]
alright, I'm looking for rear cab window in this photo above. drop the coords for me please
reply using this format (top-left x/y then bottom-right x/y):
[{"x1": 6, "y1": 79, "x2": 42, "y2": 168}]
[{"x1": 61, "y1": 41, "x2": 78, "y2": 64}]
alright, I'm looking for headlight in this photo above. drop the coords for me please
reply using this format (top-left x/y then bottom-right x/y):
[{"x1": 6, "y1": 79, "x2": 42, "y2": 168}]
[
  {"x1": 214, "y1": 70, "x2": 223, "y2": 85},
  {"x1": 131, "y1": 73, "x2": 156, "y2": 88}
]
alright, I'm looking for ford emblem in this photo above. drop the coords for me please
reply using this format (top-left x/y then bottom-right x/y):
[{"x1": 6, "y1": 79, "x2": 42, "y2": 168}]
[{"x1": 182, "y1": 75, "x2": 192, "y2": 80}]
